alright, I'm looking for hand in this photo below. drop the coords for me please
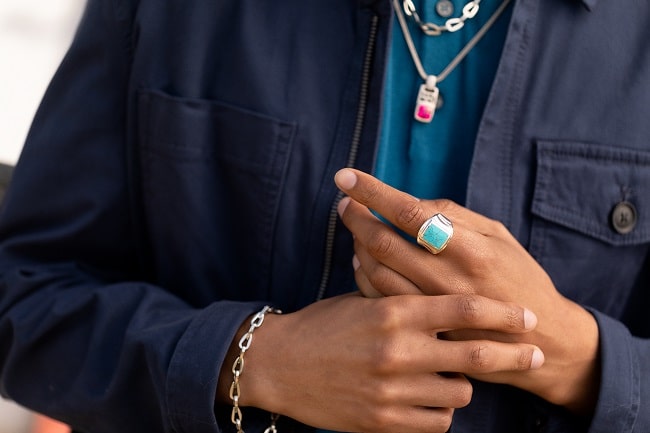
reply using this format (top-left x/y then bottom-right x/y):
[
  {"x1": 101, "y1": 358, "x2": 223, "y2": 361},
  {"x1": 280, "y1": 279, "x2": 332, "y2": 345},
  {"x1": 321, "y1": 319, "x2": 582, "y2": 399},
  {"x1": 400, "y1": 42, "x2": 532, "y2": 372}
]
[
  {"x1": 334, "y1": 168, "x2": 600, "y2": 415},
  {"x1": 217, "y1": 293, "x2": 543, "y2": 433}
]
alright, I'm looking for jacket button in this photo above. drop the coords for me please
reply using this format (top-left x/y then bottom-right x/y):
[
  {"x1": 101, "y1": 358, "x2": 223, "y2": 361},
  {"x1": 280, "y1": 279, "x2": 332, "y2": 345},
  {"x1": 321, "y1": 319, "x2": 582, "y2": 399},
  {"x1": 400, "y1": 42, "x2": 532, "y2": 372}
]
[{"x1": 611, "y1": 201, "x2": 637, "y2": 234}]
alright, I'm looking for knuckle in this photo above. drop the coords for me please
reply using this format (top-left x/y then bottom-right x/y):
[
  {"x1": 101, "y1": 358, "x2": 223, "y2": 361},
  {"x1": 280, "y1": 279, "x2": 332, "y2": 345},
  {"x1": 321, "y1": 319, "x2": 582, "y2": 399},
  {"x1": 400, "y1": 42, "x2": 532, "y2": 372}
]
[
  {"x1": 359, "y1": 181, "x2": 384, "y2": 205},
  {"x1": 453, "y1": 381, "x2": 473, "y2": 407},
  {"x1": 373, "y1": 298, "x2": 401, "y2": 326},
  {"x1": 367, "y1": 230, "x2": 397, "y2": 259},
  {"x1": 368, "y1": 266, "x2": 395, "y2": 293},
  {"x1": 396, "y1": 201, "x2": 426, "y2": 230},
  {"x1": 361, "y1": 406, "x2": 394, "y2": 432},
  {"x1": 441, "y1": 376, "x2": 473, "y2": 408},
  {"x1": 432, "y1": 198, "x2": 457, "y2": 214},
  {"x1": 504, "y1": 305, "x2": 523, "y2": 330},
  {"x1": 447, "y1": 275, "x2": 475, "y2": 295},
  {"x1": 516, "y1": 348, "x2": 533, "y2": 370},
  {"x1": 369, "y1": 381, "x2": 398, "y2": 407},
  {"x1": 357, "y1": 271, "x2": 383, "y2": 298},
  {"x1": 463, "y1": 240, "x2": 493, "y2": 275},
  {"x1": 368, "y1": 301, "x2": 405, "y2": 371},
  {"x1": 372, "y1": 336, "x2": 405, "y2": 374},
  {"x1": 457, "y1": 295, "x2": 483, "y2": 324},
  {"x1": 468, "y1": 344, "x2": 491, "y2": 370},
  {"x1": 435, "y1": 408, "x2": 454, "y2": 432}
]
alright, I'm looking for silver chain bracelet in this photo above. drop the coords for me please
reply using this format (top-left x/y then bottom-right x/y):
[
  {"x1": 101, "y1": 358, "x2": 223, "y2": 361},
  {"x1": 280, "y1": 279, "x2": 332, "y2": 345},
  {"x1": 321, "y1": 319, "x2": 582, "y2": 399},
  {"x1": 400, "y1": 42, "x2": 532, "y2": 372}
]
[{"x1": 230, "y1": 305, "x2": 282, "y2": 433}]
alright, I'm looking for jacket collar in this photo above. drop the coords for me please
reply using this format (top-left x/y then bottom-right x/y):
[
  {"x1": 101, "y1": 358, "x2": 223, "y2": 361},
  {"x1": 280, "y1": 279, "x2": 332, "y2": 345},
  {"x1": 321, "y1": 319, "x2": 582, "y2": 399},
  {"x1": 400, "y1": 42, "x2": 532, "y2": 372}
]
[{"x1": 580, "y1": 0, "x2": 599, "y2": 11}]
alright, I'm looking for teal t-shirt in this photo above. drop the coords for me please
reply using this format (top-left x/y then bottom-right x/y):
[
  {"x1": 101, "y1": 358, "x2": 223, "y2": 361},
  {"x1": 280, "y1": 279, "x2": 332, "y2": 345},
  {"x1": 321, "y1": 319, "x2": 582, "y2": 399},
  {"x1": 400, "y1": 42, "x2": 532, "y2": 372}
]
[{"x1": 374, "y1": 0, "x2": 513, "y2": 204}]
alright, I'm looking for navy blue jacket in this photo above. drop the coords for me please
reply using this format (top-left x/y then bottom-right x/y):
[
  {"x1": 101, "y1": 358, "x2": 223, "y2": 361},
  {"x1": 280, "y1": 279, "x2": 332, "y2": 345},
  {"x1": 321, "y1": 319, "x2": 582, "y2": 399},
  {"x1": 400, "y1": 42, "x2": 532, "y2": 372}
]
[{"x1": 0, "y1": 0, "x2": 649, "y2": 432}]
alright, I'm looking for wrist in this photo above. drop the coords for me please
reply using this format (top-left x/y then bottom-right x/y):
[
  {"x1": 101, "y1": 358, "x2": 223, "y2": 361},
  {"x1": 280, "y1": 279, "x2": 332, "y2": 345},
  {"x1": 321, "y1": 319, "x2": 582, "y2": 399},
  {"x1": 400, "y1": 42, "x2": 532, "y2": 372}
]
[
  {"x1": 235, "y1": 310, "x2": 285, "y2": 412},
  {"x1": 216, "y1": 318, "x2": 250, "y2": 405},
  {"x1": 216, "y1": 307, "x2": 283, "y2": 409},
  {"x1": 218, "y1": 306, "x2": 282, "y2": 433},
  {"x1": 560, "y1": 305, "x2": 601, "y2": 415},
  {"x1": 540, "y1": 300, "x2": 600, "y2": 415}
]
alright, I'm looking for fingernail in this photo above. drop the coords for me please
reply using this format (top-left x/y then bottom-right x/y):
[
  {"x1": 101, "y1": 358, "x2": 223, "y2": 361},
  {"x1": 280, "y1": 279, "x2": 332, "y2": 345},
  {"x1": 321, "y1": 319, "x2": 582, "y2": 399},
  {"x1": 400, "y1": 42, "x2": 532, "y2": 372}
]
[
  {"x1": 335, "y1": 169, "x2": 357, "y2": 191},
  {"x1": 530, "y1": 348, "x2": 545, "y2": 370},
  {"x1": 352, "y1": 255, "x2": 360, "y2": 270},
  {"x1": 337, "y1": 196, "x2": 351, "y2": 217},
  {"x1": 523, "y1": 309, "x2": 537, "y2": 330}
]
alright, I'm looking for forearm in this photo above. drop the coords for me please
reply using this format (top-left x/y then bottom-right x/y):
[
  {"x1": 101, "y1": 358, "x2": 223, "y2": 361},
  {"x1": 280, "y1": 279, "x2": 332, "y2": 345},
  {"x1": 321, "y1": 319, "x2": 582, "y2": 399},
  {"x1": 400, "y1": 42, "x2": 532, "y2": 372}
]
[{"x1": 0, "y1": 262, "x2": 263, "y2": 432}]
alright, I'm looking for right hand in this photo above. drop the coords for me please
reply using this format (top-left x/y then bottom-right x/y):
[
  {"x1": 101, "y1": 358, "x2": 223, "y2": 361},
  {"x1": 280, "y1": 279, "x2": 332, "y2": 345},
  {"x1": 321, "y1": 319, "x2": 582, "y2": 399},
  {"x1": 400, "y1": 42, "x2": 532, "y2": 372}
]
[{"x1": 221, "y1": 293, "x2": 544, "y2": 433}]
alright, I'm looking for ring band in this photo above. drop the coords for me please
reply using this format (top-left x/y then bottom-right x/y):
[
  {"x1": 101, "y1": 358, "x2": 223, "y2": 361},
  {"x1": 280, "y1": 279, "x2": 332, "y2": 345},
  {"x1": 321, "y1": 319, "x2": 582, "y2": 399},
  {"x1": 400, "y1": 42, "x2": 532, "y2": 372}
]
[{"x1": 417, "y1": 213, "x2": 453, "y2": 254}]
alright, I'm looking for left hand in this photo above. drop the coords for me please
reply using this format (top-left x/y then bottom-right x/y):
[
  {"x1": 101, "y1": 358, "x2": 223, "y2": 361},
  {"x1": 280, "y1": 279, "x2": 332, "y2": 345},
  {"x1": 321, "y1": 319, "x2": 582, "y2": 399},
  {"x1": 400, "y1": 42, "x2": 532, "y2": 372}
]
[{"x1": 334, "y1": 168, "x2": 600, "y2": 415}]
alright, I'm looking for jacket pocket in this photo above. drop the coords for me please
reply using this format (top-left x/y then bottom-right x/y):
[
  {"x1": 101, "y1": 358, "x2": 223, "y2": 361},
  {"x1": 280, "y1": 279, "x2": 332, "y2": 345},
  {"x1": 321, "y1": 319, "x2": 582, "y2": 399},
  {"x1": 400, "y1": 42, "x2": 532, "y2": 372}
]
[
  {"x1": 529, "y1": 140, "x2": 650, "y2": 315},
  {"x1": 137, "y1": 90, "x2": 296, "y2": 302}
]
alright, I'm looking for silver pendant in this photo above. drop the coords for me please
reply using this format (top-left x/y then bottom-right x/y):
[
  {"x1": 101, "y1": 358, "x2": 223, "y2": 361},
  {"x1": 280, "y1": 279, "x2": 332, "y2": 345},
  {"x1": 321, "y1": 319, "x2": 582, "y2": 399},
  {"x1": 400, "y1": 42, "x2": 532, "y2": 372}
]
[
  {"x1": 436, "y1": 0, "x2": 454, "y2": 18},
  {"x1": 414, "y1": 76, "x2": 439, "y2": 123}
]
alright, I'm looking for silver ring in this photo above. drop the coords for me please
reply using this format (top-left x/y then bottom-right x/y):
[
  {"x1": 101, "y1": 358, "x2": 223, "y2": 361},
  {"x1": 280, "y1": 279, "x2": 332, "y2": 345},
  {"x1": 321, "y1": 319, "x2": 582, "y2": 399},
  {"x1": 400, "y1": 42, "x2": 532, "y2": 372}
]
[{"x1": 417, "y1": 213, "x2": 453, "y2": 254}]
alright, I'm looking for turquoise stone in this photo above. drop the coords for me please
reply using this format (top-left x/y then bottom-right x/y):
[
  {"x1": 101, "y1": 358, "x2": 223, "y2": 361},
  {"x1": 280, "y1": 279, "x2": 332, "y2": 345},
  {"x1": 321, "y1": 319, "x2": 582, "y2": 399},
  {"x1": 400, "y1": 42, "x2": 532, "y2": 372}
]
[
  {"x1": 421, "y1": 223, "x2": 449, "y2": 251},
  {"x1": 418, "y1": 214, "x2": 453, "y2": 254}
]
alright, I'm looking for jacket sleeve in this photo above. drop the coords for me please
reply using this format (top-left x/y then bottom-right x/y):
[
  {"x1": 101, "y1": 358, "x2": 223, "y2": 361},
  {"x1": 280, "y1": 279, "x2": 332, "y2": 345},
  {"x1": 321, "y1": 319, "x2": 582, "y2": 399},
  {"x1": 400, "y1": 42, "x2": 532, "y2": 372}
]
[
  {"x1": 585, "y1": 310, "x2": 644, "y2": 433},
  {"x1": 532, "y1": 304, "x2": 649, "y2": 433},
  {"x1": 0, "y1": 1, "x2": 262, "y2": 432}
]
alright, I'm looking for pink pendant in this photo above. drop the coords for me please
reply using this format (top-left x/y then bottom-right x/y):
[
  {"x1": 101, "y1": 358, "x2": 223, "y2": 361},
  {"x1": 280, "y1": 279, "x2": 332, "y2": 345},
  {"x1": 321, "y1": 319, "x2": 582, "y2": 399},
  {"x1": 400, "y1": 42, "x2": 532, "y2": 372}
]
[
  {"x1": 413, "y1": 78, "x2": 439, "y2": 123},
  {"x1": 416, "y1": 103, "x2": 434, "y2": 121}
]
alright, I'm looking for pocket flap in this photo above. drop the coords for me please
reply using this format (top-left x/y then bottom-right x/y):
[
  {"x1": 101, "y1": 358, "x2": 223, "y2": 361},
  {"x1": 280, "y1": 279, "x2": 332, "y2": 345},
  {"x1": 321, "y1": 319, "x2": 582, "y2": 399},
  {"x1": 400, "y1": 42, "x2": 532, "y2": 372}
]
[
  {"x1": 138, "y1": 89, "x2": 296, "y2": 170},
  {"x1": 532, "y1": 140, "x2": 650, "y2": 246}
]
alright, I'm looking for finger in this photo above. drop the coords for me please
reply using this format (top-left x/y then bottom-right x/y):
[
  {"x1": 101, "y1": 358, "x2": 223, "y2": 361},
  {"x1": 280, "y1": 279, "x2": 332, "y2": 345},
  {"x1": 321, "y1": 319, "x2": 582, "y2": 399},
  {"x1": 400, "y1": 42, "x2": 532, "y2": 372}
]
[
  {"x1": 354, "y1": 241, "x2": 422, "y2": 296},
  {"x1": 338, "y1": 194, "x2": 473, "y2": 266},
  {"x1": 354, "y1": 260, "x2": 384, "y2": 298},
  {"x1": 334, "y1": 169, "x2": 431, "y2": 238},
  {"x1": 428, "y1": 339, "x2": 545, "y2": 374},
  {"x1": 339, "y1": 197, "x2": 479, "y2": 295},
  {"x1": 379, "y1": 295, "x2": 537, "y2": 334},
  {"x1": 358, "y1": 406, "x2": 455, "y2": 433},
  {"x1": 335, "y1": 168, "x2": 501, "y2": 237},
  {"x1": 400, "y1": 407, "x2": 455, "y2": 433},
  {"x1": 370, "y1": 327, "x2": 544, "y2": 374},
  {"x1": 374, "y1": 373, "x2": 472, "y2": 409},
  {"x1": 338, "y1": 196, "x2": 446, "y2": 265},
  {"x1": 368, "y1": 296, "x2": 543, "y2": 375}
]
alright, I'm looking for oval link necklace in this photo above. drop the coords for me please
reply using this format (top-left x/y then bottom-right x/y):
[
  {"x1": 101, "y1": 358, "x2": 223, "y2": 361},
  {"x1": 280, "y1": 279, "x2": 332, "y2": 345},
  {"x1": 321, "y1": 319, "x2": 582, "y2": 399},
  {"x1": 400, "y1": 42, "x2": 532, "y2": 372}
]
[
  {"x1": 393, "y1": 0, "x2": 513, "y2": 123},
  {"x1": 403, "y1": 0, "x2": 482, "y2": 36}
]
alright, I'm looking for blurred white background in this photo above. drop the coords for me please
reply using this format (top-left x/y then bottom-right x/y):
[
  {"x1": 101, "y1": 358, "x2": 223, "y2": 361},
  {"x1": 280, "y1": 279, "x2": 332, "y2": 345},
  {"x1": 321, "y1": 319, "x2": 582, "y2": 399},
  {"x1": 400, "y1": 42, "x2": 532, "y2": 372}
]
[
  {"x1": 0, "y1": 1, "x2": 86, "y2": 432},
  {"x1": 0, "y1": 0, "x2": 85, "y2": 165}
]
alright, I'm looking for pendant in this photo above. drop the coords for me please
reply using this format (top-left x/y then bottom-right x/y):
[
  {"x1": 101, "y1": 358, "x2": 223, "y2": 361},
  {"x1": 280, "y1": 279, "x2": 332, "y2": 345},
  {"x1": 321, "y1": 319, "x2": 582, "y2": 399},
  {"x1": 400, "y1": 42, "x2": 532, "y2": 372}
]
[
  {"x1": 414, "y1": 75, "x2": 439, "y2": 123},
  {"x1": 435, "y1": 0, "x2": 454, "y2": 18}
]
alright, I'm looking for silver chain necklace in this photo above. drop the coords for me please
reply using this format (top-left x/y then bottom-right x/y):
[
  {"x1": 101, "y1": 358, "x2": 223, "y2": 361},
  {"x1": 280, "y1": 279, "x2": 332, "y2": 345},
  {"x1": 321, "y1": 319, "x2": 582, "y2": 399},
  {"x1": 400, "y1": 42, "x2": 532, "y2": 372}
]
[
  {"x1": 403, "y1": 0, "x2": 482, "y2": 36},
  {"x1": 393, "y1": 0, "x2": 512, "y2": 123}
]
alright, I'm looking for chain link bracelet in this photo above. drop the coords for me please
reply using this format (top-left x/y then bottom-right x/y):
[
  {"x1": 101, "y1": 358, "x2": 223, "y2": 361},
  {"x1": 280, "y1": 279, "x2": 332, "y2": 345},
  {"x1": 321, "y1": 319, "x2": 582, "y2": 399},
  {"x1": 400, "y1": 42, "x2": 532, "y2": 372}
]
[{"x1": 229, "y1": 305, "x2": 281, "y2": 433}]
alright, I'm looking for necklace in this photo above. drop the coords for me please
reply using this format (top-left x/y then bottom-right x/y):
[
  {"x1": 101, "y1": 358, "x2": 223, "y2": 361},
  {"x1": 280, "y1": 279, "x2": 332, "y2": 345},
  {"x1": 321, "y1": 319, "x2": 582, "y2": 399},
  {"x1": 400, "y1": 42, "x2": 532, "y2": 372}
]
[
  {"x1": 393, "y1": 0, "x2": 513, "y2": 123},
  {"x1": 403, "y1": 0, "x2": 482, "y2": 36}
]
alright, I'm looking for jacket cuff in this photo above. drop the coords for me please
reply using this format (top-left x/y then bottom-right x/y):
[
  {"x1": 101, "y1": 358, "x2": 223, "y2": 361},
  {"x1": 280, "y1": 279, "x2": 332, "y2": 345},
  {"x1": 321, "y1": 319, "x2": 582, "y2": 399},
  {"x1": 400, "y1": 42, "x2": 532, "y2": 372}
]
[
  {"x1": 586, "y1": 308, "x2": 640, "y2": 433},
  {"x1": 165, "y1": 301, "x2": 266, "y2": 433}
]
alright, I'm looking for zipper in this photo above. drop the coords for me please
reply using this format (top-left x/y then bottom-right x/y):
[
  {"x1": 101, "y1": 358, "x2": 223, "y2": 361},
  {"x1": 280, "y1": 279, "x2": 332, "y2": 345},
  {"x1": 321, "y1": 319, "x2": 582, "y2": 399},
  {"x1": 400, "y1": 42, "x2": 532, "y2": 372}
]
[{"x1": 315, "y1": 14, "x2": 379, "y2": 301}]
